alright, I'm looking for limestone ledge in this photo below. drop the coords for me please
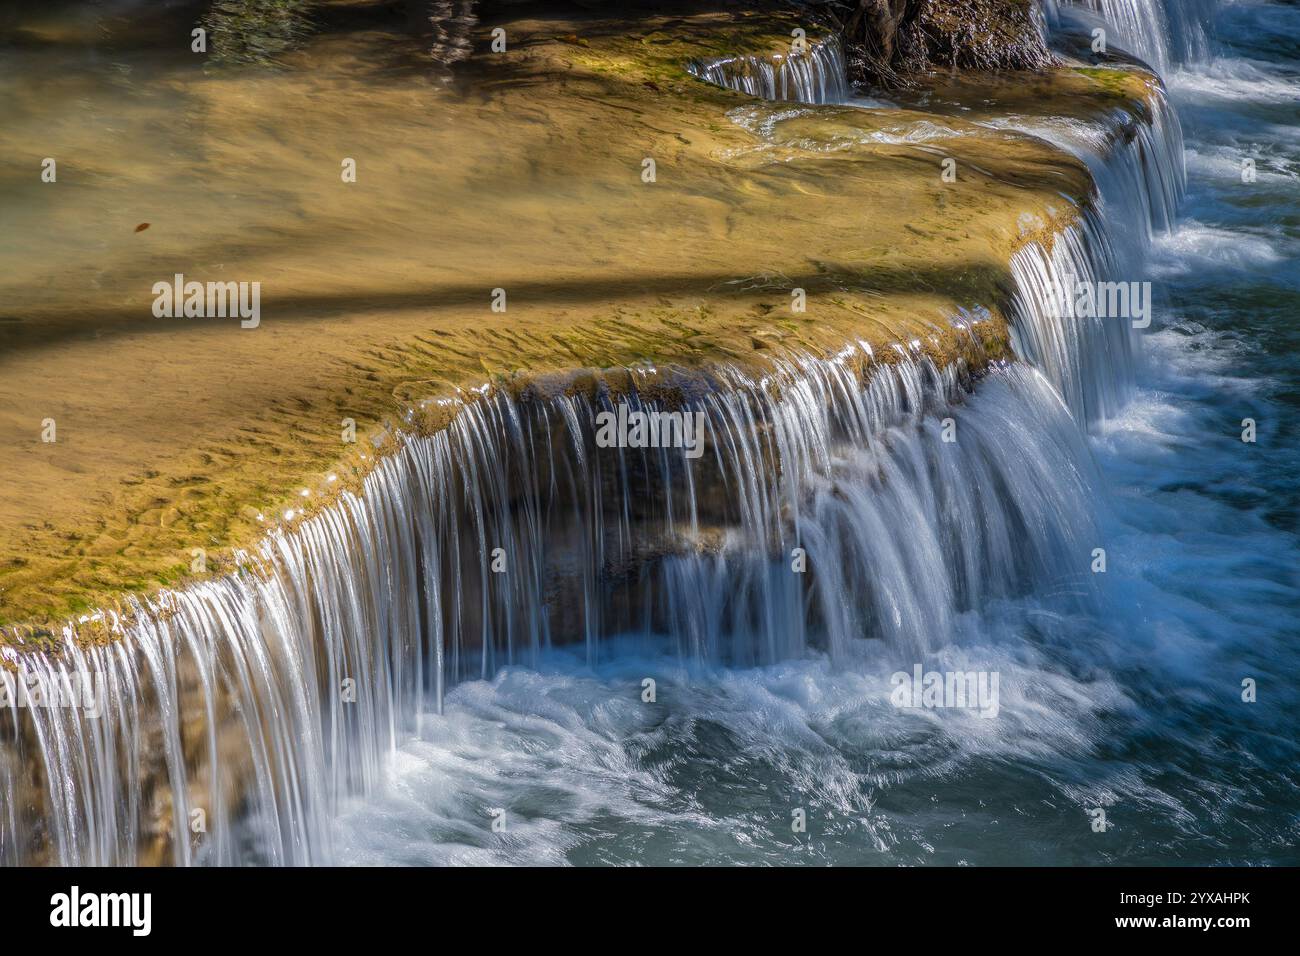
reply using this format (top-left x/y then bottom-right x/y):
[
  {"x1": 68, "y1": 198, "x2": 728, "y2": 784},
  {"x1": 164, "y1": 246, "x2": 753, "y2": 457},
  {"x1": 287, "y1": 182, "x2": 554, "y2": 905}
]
[{"x1": 0, "y1": 4, "x2": 1156, "y2": 631}]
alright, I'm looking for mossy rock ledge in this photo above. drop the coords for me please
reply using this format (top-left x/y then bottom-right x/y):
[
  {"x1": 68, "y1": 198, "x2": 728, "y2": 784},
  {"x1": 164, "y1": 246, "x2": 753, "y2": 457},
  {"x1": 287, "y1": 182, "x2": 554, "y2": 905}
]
[{"x1": 0, "y1": 2, "x2": 1159, "y2": 632}]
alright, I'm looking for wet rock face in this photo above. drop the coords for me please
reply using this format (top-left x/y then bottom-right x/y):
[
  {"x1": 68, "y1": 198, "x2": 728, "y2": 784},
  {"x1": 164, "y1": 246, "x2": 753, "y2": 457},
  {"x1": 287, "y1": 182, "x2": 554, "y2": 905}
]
[{"x1": 826, "y1": 0, "x2": 1054, "y2": 86}]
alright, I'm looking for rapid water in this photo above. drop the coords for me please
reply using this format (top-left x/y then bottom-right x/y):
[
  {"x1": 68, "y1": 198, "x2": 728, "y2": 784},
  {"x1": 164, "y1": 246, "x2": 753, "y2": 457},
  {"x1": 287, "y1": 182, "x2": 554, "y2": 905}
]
[{"x1": 3, "y1": 1, "x2": 1297, "y2": 866}]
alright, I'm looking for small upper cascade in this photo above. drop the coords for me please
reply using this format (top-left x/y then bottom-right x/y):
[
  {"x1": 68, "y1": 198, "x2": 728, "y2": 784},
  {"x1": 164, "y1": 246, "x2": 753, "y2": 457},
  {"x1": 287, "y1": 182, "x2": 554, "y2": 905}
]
[
  {"x1": 686, "y1": 35, "x2": 849, "y2": 104},
  {"x1": 0, "y1": 349, "x2": 1102, "y2": 865},
  {"x1": 1041, "y1": 0, "x2": 1218, "y2": 74}
]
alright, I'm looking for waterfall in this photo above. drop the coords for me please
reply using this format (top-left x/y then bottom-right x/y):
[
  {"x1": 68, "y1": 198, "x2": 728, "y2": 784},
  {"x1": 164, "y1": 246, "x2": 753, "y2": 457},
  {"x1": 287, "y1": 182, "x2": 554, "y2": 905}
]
[
  {"x1": 1, "y1": 349, "x2": 1105, "y2": 865},
  {"x1": 1041, "y1": 0, "x2": 1217, "y2": 73},
  {"x1": 690, "y1": 10, "x2": 1188, "y2": 426},
  {"x1": 995, "y1": 84, "x2": 1185, "y2": 423},
  {"x1": 1005, "y1": 212, "x2": 1129, "y2": 424},
  {"x1": 994, "y1": 90, "x2": 1184, "y2": 244},
  {"x1": 0, "y1": 3, "x2": 1212, "y2": 868},
  {"x1": 686, "y1": 36, "x2": 849, "y2": 104}
]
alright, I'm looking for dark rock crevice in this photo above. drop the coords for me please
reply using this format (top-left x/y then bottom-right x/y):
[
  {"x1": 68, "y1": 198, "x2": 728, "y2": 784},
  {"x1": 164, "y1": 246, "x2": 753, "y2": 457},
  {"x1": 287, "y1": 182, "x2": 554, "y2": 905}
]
[{"x1": 792, "y1": 0, "x2": 1054, "y2": 88}]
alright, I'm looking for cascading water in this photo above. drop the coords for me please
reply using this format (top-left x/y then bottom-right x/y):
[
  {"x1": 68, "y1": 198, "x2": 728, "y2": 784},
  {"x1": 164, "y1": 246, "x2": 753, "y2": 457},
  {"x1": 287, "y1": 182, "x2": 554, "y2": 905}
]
[
  {"x1": 686, "y1": 35, "x2": 849, "y2": 104},
  {"x1": 5, "y1": 0, "x2": 1296, "y2": 868},
  {"x1": 347, "y1": 0, "x2": 1298, "y2": 867},
  {"x1": 990, "y1": 90, "x2": 1185, "y2": 245},
  {"x1": 1005, "y1": 213, "x2": 1134, "y2": 424},
  {"x1": 0, "y1": 5, "x2": 1188, "y2": 869},
  {"x1": 0, "y1": 348, "x2": 1104, "y2": 865},
  {"x1": 1041, "y1": 0, "x2": 1218, "y2": 73},
  {"x1": 992, "y1": 71, "x2": 1186, "y2": 422}
]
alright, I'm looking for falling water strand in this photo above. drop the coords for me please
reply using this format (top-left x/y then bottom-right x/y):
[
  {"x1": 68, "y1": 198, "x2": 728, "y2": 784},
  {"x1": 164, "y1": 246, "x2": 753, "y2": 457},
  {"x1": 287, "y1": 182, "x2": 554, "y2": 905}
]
[
  {"x1": 1040, "y1": 0, "x2": 1217, "y2": 73},
  {"x1": 990, "y1": 83, "x2": 1184, "y2": 246},
  {"x1": 994, "y1": 74, "x2": 1185, "y2": 423},
  {"x1": 686, "y1": 36, "x2": 849, "y2": 105}
]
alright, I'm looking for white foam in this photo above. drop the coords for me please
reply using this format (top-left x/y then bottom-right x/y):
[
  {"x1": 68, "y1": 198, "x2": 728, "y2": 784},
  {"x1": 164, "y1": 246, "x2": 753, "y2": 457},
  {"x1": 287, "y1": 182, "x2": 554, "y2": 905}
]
[{"x1": 1150, "y1": 219, "x2": 1286, "y2": 275}]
